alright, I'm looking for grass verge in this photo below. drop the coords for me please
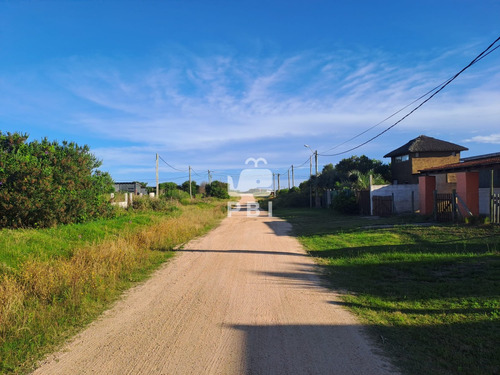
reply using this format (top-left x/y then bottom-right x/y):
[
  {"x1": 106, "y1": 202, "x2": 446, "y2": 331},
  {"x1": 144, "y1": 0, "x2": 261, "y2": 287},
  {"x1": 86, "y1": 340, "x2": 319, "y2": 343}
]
[
  {"x1": 0, "y1": 200, "x2": 227, "y2": 374},
  {"x1": 276, "y1": 208, "x2": 500, "y2": 375}
]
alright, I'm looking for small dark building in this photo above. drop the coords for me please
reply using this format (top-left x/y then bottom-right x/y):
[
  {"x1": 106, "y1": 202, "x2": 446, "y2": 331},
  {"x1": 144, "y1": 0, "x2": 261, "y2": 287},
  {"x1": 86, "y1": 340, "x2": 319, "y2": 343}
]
[
  {"x1": 114, "y1": 182, "x2": 148, "y2": 195},
  {"x1": 384, "y1": 135, "x2": 468, "y2": 184}
]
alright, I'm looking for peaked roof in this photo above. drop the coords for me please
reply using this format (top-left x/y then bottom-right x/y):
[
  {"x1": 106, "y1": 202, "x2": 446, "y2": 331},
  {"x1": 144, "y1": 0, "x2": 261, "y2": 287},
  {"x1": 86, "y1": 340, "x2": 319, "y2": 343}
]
[{"x1": 384, "y1": 135, "x2": 468, "y2": 158}]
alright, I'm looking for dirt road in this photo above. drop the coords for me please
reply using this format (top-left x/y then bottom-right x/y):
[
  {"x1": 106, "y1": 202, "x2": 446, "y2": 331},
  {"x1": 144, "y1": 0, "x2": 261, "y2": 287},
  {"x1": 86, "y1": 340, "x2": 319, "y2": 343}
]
[{"x1": 32, "y1": 195, "x2": 399, "y2": 375}]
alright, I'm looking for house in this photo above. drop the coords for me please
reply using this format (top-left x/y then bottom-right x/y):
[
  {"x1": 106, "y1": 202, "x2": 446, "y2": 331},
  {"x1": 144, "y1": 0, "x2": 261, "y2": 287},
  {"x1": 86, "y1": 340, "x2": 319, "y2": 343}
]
[
  {"x1": 114, "y1": 182, "x2": 148, "y2": 195},
  {"x1": 419, "y1": 153, "x2": 500, "y2": 218},
  {"x1": 384, "y1": 135, "x2": 468, "y2": 185}
]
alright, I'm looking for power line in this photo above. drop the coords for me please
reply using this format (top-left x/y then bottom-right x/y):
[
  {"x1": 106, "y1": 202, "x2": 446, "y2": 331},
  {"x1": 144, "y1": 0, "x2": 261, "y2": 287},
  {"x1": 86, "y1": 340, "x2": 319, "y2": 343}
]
[
  {"x1": 320, "y1": 35, "x2": 500, "y2": 157},
  {"x1": 158, "y1": 155, "x2": 187, "y2": 172}
]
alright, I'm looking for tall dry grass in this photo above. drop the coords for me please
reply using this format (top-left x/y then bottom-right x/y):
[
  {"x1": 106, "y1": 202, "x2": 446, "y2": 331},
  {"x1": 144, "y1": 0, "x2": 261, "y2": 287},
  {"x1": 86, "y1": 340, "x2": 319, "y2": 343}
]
[{"x1": 0, "y1": 202, "x2": 226, "y2": 374}]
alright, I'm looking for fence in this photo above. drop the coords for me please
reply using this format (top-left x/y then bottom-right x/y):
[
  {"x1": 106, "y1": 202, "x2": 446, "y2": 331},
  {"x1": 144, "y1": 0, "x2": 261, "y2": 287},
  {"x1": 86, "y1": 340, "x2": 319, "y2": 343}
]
[
  {"x1": 372, "y1": 195, "x2": 393, "y2": 217},
  {"x1": 492, "y1": 193, "x2": 500, "y2": 224},
  {"x1": 434, "y1": 192, "x2": 457, "y2": 222},
  {"x1": 370, "y1": 184, "x2": 419, "y2": 215}
]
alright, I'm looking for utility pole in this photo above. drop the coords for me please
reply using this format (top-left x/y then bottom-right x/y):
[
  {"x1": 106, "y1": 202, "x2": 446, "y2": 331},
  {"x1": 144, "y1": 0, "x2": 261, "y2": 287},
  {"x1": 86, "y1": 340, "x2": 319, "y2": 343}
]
[
  {"x1": 156, "y1": 153, "x2": 159, "y2": 198},
  {"x1": 189, "y1": 166, "x2": 192, "y2": 199},
  {"x1": 309, "y1": 155, "x2": 312, "y2": 208},
  {"x1": 288, "y1": 169, "x2": 290, "y2": 189},
  {"x1": 314, "y1": 150, "x2": 319, "y2": 208},
  {"x1": 314, "y1": 150, "x2": 318, "y2": 176},
  {"x1": 291, "y1": 165, "x2": 294, "y2": 188},
  {"x1": 277, "y1": 173, "x2": 281, "y2": 191},
  {"x1": 208, "y1": 170, "x2": 212, "y2": 184},
  {"x1": 272, "y1": 173, "x2": 276, "y2": 195}
]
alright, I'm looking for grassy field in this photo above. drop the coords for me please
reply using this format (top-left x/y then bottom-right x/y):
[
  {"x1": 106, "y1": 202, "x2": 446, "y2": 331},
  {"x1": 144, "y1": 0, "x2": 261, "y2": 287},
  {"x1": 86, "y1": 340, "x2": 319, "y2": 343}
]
[
  {"x1": 0, "y1": 200, "x2": 227, "y2": 374},
  {"x1": 276, "y1": 208, "x2": 500, "y2": 375}
]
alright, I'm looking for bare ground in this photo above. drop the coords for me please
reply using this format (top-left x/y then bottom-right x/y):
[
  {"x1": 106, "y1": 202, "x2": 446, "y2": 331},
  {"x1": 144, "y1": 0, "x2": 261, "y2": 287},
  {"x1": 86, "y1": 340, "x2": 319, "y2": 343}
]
[{"x1": 32, "y1": 195, "x2": 399, "y2": 375}]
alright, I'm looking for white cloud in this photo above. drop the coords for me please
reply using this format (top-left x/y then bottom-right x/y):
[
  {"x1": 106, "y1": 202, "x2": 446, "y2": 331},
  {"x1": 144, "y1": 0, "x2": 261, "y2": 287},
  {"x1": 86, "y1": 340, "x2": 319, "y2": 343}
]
[
  {"x1": 464, "y1": 134, "x2": 500, "y2": 144},
  {"x1": 2, "y1": 43, "x2": 499, "y2": 180}
]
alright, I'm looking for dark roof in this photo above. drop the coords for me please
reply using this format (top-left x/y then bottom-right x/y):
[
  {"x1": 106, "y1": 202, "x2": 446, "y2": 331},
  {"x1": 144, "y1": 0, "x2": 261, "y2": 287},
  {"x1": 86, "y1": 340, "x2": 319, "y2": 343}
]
[
  {"x1": 419, "y1": 156, "x2": 500, "y2": 174},
  {"x1": 384, "y1": 135, "x2": 468, "y2": 158},
  {"x1": 461, "y1": 152, "x2": 500, "y2": 162}
]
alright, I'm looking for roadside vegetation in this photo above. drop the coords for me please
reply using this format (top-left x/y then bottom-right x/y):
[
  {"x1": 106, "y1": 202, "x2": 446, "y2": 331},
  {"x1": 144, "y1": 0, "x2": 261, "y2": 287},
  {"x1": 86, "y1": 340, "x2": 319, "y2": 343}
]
[
  {"x1": 263, "y1": 155, "x2": 391, "y2": 212},
  {"x1": 0, "y1": 132, "x2": 231, "y2": 373},
  {"x1": 277, "y1": 208, "x2": 500, "y2": 375},
  {"x1": 0, "y1": 198, "x2": 227, "y2": 374},
  {"x1": 0, "y1": 132, "x2": 115, "y2": 229}
]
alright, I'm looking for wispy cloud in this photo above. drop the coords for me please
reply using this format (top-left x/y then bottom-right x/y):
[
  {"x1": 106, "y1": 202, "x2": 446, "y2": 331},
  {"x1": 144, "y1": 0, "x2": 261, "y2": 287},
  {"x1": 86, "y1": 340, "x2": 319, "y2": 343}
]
[
  {"x1": 465, "y1": 134, "x2": 500, "y2": 144},
  {"x1": 1, "y1": 43, "x2": 499, "y2": 179}
]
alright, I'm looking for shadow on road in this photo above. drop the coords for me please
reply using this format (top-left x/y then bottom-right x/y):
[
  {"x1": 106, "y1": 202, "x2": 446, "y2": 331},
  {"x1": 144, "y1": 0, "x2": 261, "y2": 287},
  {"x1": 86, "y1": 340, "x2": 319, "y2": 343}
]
[{"x1": 230, "y1": 324, "x2": 395, "y2": 375}]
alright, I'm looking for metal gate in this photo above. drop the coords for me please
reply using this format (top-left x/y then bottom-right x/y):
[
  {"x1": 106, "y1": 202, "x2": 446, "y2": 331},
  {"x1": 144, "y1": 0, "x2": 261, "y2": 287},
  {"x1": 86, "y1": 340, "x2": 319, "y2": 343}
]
[
  {"x1": 434, "y1": 192, "x2": 457, "y2": 222},
  {"x1": 491, "y1": 193, "x2": 500, "y2": 224},
  {"x1": 372, "y1": 195, "x2": 393, "y2": 217}
]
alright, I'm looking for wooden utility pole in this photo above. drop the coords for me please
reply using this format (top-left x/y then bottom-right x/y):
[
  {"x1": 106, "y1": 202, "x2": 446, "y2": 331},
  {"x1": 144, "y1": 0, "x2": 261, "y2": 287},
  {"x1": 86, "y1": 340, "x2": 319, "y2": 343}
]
[
  {"x1": 314, "y1": 150, "x2": 318, "y2": 176},
  {"x1": 309, "y1": 156, "x2": 312, "y2": 208},
  {"x1": 156, "y1": 153, "x2": 159, "y2": 198},
  {"x1": 189, "y1": 166, "x2": 192, "y2": 199},
  {"x1": 315, "y1": 150, "x2": 319, "y2": 208},
  {"x1": 291, "y1": 165, "x2": 294, "y2": 188}
]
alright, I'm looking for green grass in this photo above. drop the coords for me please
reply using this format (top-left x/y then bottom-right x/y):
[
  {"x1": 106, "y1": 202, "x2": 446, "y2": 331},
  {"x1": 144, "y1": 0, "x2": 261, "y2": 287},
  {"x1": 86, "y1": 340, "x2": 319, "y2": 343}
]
[
  {"x1": 276, "y1": 208, "x2": 500, "y2": 375},
  {"x1": 0, "y1": 200, "x2": 226, "y2": 374},
  {"x1": 0, "y1": 208, "x2": 182, "y2": 270}
]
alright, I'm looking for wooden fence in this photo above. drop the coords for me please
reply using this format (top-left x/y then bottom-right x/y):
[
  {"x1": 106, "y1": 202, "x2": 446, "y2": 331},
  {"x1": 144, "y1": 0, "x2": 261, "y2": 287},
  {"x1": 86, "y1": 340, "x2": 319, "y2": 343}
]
[{"x1": 372, "y1": 195, "x2": 393, "y2": 217}]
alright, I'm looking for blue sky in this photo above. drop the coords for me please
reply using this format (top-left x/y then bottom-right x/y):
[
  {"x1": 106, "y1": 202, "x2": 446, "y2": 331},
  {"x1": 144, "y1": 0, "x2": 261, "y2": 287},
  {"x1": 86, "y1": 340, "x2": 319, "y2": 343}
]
[{"x1": 1, "y1": 1, "x2": 499, "y2": 186}]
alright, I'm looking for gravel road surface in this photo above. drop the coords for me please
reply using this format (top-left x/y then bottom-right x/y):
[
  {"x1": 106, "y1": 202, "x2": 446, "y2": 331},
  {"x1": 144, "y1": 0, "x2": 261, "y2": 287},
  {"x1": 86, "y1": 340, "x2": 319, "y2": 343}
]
[{"x1": 32, "y1": 195, "x2": 399, "y2": 375}]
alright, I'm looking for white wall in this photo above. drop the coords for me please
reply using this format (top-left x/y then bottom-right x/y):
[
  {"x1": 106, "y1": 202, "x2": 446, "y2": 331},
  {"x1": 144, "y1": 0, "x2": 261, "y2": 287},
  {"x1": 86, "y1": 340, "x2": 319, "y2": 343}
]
[
  {"x1": 479, "y1": 188, "x2": 500, "y2": 215},
  {"x1": 370, "y1": 184, "x2": 420, "y2": 214}
]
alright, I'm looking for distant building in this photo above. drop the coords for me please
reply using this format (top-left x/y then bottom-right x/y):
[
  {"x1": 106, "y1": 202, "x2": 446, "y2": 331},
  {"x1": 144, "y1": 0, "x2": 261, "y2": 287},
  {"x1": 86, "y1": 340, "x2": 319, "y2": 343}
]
[
  {"x1": 114, "y1": 182, "x2": 148, "y2": 195},
  {"x1": 384, "y1": 135, "x2": 468, "y2": 185}
]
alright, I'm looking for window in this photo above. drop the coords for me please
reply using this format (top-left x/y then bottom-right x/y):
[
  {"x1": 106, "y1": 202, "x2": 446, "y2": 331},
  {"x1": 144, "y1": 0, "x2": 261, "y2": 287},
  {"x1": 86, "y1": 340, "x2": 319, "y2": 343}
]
[{"x1": 395, "y1": 154, "x2": 409, "y2": 163}]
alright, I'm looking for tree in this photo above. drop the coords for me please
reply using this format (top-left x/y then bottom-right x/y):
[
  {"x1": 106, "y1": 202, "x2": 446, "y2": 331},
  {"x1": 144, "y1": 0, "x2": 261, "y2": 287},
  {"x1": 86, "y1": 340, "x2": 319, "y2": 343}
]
[
  {"x1": 0, "y1": 132, "x2": 114, "y2": 228},
  {"x1": 205, "y1": 181, "x2": 230, "y2": 199},
  {"x1": 160, "y1": 182, "x2": 179, "y2": 195},
  {"x1": 181, "y1": 180, "x2": 199, "y2": 195}
]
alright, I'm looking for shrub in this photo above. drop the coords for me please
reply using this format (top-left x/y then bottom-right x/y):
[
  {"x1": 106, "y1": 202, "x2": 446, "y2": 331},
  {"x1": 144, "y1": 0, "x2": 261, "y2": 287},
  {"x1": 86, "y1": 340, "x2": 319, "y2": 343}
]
[
  {"x1": 205, "y1": 181, "x2": 230, "y2": 199},
  {"x1": 131, "y1": 196, "x2": 179, "y2": 213},
  {"x1": 0, "y1": 132, "x2": 115, "y2": 228},
  {"x1": 331, "y1": 189, "x2": 358, "y2": 214},
  {"x1": 164, "y1": 188, "x2": 190, "y2": 201}
]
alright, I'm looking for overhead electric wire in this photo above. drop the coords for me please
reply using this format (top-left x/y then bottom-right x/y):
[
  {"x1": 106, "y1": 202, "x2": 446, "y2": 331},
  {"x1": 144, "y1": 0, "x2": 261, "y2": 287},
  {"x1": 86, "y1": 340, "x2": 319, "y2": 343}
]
[
  {"x1": 151, "y1": 37, "x2": 499, "y2": 185},
  {"x1": 158, "y1": 155, "x2": 187, "y2": 172},
  {"x1": 319, "y1": 35, "x2": 500, "y2": 157}
]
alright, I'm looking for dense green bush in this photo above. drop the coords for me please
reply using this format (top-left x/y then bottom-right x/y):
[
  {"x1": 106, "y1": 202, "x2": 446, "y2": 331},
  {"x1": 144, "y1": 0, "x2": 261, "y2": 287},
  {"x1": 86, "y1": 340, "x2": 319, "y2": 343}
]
[
  {"x1": 181, "y1": 180, "x2": 199, "y2": 195},
  {"x1": 266, "y1": 188, "x2": 309, "y2": 209},
  {"x1": 0, "y1": 132, "x2": 115, "y2": 228},
  {"x1": 331, "y1": 189, "x2": 358, "y2": 214},
  {"x1": 164, "y1": 188, "x2": 191, "y2": 201},
  {"x1": 205, "y1": 181, "x2": 230, "y2": 199}
]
